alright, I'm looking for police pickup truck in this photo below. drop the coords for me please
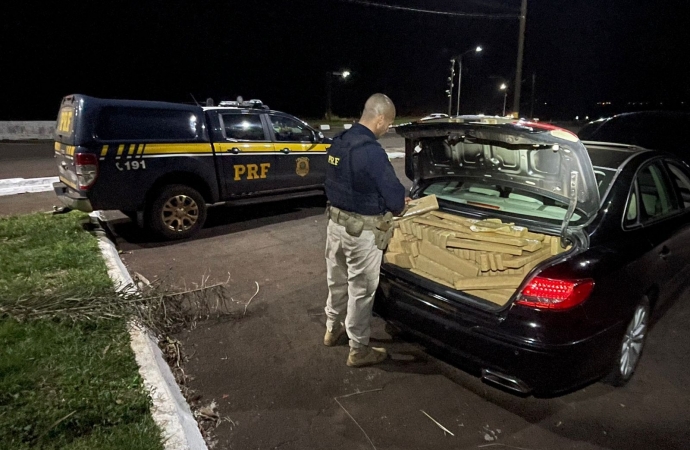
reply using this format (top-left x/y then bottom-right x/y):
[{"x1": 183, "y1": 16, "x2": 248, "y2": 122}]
[{"x1": 53, "y1": 94, "x2": 329, "y2": 239}]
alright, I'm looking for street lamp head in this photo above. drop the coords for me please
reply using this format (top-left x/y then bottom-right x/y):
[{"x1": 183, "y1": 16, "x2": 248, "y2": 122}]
[
  {"x1": 475, "y1": 46, "x2": 483, "y2": 53},
  {"x1": 500, "y1": 83, "x2": 508, "y2": 90},
  {"x1": 329, "y1": 70, "x2": 351, "y2": 79}
]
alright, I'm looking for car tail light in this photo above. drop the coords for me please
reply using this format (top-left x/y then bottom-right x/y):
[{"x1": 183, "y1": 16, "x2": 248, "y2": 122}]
[
  {"x1": 516, "y1": 277, "x2": 594, "y2": 310},
  {"x1": 75, "y1": 153, "x2": 99, "y2": 190},
  {"x1": 513, "y1": 120, "x2": 579, "y2": 140}
]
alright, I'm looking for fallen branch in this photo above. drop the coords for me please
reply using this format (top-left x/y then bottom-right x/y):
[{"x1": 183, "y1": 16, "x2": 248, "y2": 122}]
[
  {"x1": 37, "y1": 410, "x2": 77, "y2": 443},
  {"x1": 420, "y1": 410, "x2": 454, "y2": 436},
  {"x1": 243, "y1": 281, "x2": 260, "y2": 316},
  {"x1": 478, "y1": 444, "x2": 533, "y2": 450},
  {"x1": 334, "y1": 388, "x2": 383, "y2": 450},
  {"x1": 337, "y1": 388, "x2": 383, "y2": 399}
]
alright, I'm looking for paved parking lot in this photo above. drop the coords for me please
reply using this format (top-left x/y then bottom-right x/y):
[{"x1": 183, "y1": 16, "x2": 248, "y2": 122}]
[
  {"x1": 103, "y1": 160, "x2": 690, "y2": 450},
  {"x1": 2, "y1": 141, "x2": 690, "y2": 449}
]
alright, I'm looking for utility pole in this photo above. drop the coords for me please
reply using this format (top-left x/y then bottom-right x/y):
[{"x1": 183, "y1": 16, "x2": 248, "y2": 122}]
[
  {"x1": 512, "y1": 0, "x2": 528, "y2": 116},
  {"x1": 529, "y1": 72, "x2": 536, "y2": 119},
  {"x1": 456, "y1": 57, "x2": 462, "y2": 116}
]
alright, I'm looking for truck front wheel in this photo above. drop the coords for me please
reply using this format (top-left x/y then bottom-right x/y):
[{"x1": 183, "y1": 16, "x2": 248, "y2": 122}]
[{"x1": 148, "y1": 184, "x2": 207, "y2": 240}]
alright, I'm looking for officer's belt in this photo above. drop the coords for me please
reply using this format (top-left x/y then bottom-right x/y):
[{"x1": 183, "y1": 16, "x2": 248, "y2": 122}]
[
  {"x1": 327, "y1": 205, "x2": 395, "y2": 250},
  {"x1": 327, "y1": 205, "x2": 384, "y2": 230}
]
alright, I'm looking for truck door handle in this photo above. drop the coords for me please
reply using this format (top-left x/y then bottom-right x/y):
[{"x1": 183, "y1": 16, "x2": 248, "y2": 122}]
[
  {"x1": 659, "y1": 246, "x2": 670, "y2": 259},
  {"x1": 281, "y1": 148, "x2": 290, "y2": 154},
  {"x1": 228, "y1": 147, "x2": 240, "y2": 154}
]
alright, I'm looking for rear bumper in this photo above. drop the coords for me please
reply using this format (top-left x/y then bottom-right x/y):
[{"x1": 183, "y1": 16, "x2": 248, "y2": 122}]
[
  {"x1": 53, "y1": 182, "x2": 93, "y2": 212},
  {"x1": 374, "y1": 269, "x2": 622, "y2": 396}
]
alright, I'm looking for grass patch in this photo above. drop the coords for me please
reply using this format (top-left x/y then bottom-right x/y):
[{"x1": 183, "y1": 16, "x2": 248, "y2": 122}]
[{"x1": 0, "y1": 211, "x2": 163, "y2": 450}]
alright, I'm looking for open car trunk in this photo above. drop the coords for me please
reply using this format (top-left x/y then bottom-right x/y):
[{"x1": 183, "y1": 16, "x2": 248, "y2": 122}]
[
  {"x1": 385, "y1": 118, "x2": 601, "y2": 307},
  {"x1": 383, "y1": 195, "x2": 570, "y2": 306}
]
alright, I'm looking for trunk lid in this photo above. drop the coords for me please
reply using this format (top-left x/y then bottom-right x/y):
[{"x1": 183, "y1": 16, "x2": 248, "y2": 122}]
[{"x1": 396, "y1": 117, "x2": 601, "y2": 232}]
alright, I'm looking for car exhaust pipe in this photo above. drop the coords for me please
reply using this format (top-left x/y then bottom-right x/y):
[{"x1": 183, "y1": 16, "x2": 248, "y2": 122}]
[{"x1": 481, "y1": 368, "x2": 531, "y2": 394}]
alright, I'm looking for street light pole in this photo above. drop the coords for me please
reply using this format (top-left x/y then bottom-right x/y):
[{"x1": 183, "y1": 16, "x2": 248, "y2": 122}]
[
  {"x1": 500, "y1": 83, "x2": 508, "y2": 116},
  {"x1": 325, "y1": 70, "x2": 351, "y2": 121},
  {"x1": 326, "y1": 75, "x2": 333, "y2": 120},
  {"x1": 456, "y1": 57, "x2": 463, "y2": 116},
  {"x1": 454, "y1": 46, "x2": 482, "y2": 116}
]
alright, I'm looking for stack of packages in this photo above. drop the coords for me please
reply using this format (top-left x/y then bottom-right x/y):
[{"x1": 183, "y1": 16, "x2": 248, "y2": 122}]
[{"x1": 384, "y1": 195, "x2": 569, "y2": 305}]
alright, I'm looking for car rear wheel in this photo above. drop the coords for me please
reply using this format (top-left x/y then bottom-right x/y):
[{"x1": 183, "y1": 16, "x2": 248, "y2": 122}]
[
  {"x1": 606, "y1": 298, "x2": 650, "y2": 387},
  {"x1": 148, "y1": 184, "x2": 207, "y2": 240}
]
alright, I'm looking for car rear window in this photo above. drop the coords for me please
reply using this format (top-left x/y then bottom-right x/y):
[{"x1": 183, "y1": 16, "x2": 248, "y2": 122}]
[
  {"x1": 95, "y1": 107, "x2": 200, "y2": 141},
  {"x1": 422, "y1": 181, "x2": 584, "y2": 224}
]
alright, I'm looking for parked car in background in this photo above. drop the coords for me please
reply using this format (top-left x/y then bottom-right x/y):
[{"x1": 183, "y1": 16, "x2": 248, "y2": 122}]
[
  {"x1": 375, "y1": 116, "x2": 690, "y2": 396},
  {"x1": 577, "y1": 110, "x2": 690, "y2": 160},
  {"x1": 420, "y1": 113, "x2": 449, "y2": 121}
]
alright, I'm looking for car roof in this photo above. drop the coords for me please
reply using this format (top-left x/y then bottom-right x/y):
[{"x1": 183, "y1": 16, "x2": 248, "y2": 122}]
[
  {"x1": 577, "y1": 110, "x2": 690, "y2": 158},
  {"x1": 582, "y1": 142, "x2": 651, "y2": 170}
]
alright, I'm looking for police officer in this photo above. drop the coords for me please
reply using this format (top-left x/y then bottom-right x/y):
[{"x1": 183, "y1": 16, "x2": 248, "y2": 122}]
[{"x1": 323, "y1": 93, "x2": 407, "y2": 367}]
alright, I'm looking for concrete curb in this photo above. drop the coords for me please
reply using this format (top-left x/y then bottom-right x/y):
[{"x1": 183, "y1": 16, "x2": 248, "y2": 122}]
[
  {"x1": 0, "y1": 176, "x2": 59, "y2": 196},
  {"x1": 0, "y1": 121, "x2": 56, "y2": 140},
  {"x1": 89, "y1": 212, "x2": 208, "y2": 450}
]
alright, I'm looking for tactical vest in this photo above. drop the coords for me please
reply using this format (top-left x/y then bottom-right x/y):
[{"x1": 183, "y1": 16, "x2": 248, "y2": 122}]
[{"x1": 324, "y1": 131, "x2": 384, "y2": 215}]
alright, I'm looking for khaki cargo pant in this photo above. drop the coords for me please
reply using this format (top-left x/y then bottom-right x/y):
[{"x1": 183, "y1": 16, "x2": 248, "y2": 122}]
[{"x1": 325, "y1": 219, "x2": 383, "y2": 349}]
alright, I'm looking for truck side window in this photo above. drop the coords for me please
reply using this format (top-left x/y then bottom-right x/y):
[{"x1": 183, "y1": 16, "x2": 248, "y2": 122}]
[
  {"x1": 270, "y1": 115, "x2": 313, "y2": 142},
  {"x1": 96, "y1": 107, "x2": 200, "y2": 140},
  {"x1": 221, "y1": 113, "x2": 266, "y2": 141}
]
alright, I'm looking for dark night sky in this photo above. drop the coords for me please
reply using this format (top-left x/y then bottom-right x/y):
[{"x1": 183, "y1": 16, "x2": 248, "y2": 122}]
[{"x1": 3, "y1": 0, "x2": 689, "y2": 121}]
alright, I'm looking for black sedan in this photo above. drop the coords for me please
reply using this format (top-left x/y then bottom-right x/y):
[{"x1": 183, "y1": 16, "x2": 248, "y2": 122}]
[{"x1": 374, "y1": 116, "x2": 690, "y2": 396}]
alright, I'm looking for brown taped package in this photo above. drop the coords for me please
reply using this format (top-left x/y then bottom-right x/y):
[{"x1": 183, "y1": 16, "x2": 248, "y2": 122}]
[
  {"x1": 384, "y1": 204, "x2": 570, "y2": 306},
  {"x1": 398, "y1": 194, "x2": 440, "y2": 219}
]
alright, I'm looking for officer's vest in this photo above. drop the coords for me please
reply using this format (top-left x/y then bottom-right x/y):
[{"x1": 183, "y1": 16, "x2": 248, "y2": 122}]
[{"x1": 324, "y1": 131, "x2": 383, "y2": 215}]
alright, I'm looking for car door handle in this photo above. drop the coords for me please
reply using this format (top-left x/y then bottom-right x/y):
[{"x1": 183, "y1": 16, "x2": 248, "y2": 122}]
[
  {"x1": 281, "y1": 148, "x2": 290, "y2": 154},
  {"x1": 228, "y1": 147, "x2": 240, "y2": 154},
  {"x1": 659, "y1": 246, "x2": 671, "y2": 259}
]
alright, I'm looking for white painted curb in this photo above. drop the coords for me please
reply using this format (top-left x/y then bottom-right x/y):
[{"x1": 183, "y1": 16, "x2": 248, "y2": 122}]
[
  {"x1": 0, "y1": 176, "x2": 60, "y2": 197},
  {"x1": 90, "y1": 212, "x2": 207, "y2": 450},
  {"x1": 319, "y1": 124, "x2": 331, "y2": 130}
]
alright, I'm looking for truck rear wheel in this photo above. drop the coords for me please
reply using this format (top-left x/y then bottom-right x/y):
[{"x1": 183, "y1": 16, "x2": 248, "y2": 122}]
[{"x1": 148, "y1": 184, "x2": 207, "y2": 240}]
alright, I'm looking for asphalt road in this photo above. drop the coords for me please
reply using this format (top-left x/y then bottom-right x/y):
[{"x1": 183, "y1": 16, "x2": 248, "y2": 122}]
[{"x1": 2, "y1": 140, "x2": 690, "y2": 450}]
